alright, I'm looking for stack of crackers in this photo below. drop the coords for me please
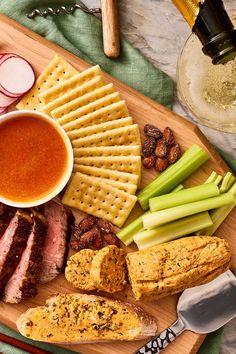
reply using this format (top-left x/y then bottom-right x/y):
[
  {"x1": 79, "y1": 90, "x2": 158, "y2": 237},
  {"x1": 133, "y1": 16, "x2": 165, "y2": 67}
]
[{"x1": 17, "y1": 55, "x2": 141, "y2": 227}]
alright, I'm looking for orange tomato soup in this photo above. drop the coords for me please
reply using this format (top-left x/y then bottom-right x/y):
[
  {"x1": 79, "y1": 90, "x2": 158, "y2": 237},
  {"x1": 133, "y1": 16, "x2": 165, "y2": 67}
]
[{"x1": 0, "y1": 116, "x2": 68, "y2": 202}]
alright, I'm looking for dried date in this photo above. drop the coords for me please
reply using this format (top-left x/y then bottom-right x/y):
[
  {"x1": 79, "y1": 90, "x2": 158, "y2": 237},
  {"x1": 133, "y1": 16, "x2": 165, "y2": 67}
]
[
  {"x1": 78, "y1": 215, "x2": 96, "y2": 233},
  {"x1": 96, "y1": 219, "x2": 113, "y2": 234},
  {"x1": 163, "y1": 127, "x2": 175, "y2": 145},
  {"x1": 155, "y1": 157, "x2": 169, "y2": 172},
  {"x1": 142, "y1": 155, "x2": 156, "y2": 169},
  {"x1": 155, "y1": 139, "x2": 168, "y2": 157},
  {"x1": 91, "y1": 230, "x2": 104, "y2": 250},
  {"x1": 144, "y1": 124, "x2": 163, "y2": 140},
  {"x1": 140, "y1": 124, "x2": 181, "y2": 173},
  {"x1": 142, "y1": 137, "x2": 156, "y2": 157},
  {"x1": 79, "y1": 227, "x2": 100, "y2": 249},
  {"x1": 71, "y1": 225, "x2": 83, "y2": 240},
  {"x1": 69, "y1": 240, "x2": 82, "y2": 252},
  {"x1": 103, "y1": 233, "x2": 120, "y2": 247},
  {"x1": 70, "y1": 215, "x2": 120, "y2": 251},
  {"x1": 168, "y1": 144, "x2": 181, "y2": 164}
]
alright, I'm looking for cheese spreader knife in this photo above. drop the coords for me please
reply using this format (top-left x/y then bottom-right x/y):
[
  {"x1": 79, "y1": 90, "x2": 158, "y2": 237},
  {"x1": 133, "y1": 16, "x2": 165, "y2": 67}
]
[{"x1": 136, "y1": 270, "x2": 236, "y2": 354}]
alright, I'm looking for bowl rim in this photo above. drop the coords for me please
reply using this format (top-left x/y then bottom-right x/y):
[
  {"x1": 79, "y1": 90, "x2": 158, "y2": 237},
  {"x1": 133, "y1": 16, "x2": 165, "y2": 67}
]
[{"x1": 0, "y1": 109, "x2": 73, "y2": 208}]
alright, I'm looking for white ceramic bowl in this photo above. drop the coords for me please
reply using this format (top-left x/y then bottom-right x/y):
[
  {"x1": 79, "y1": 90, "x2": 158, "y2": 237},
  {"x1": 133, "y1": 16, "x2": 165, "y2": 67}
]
[{"x1": 0, "y1": 110, "x2": 73, "y2": 208}]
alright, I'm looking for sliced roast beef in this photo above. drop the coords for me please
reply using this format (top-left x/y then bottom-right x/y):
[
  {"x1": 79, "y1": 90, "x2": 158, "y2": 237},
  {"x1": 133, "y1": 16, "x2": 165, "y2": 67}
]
[
  {"x1": 0, "y1": 203, "x2": 16, "y2": 238},
  {"x1": 0, "y1": 202, "x2": 7, "y2": 215},
  {"x1": 3, "y1": 211, "x2": 47, "y2": 303},
  {"x1": 39, "y1": 201, "x2": 73, "y2": 283},
  {"x1": 0, "y1": 211, "x2": 32, "y2": 296}
]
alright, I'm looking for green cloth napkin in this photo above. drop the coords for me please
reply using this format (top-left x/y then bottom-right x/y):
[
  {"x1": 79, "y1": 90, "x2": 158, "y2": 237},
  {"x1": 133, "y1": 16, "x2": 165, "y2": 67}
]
[
  {"x1": 217, "y1": 148, "x2": 236, "y2": 172},
  {"x1": 0, "y1": 1, "x2": 233, "y2": 354}
]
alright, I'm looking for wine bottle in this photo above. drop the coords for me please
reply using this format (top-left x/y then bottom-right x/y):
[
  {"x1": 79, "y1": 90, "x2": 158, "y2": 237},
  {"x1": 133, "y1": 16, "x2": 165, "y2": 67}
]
[{"x1": 172, "y1": 0, "x2": 236, "y2": 64}]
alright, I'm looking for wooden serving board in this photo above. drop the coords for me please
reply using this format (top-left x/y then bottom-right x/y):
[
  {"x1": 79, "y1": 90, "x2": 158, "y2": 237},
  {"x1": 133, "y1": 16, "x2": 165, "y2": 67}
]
[{"x1": 0, "y1": 14, "x2": 235, "y2": 354}]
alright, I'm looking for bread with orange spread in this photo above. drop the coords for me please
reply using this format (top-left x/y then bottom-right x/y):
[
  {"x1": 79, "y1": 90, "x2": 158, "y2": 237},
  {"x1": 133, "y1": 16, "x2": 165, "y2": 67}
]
[
  {"x1": 16, "y1": 293, "x2": 158, "y2": 343},
  {"x1": 65, "y1": 249, "x2": 97, "y2": 291},
  {"x1": 126, "y1": 236, "x2": 231, "y2": 301},
  {"x1": 91, "y1": 245, "x2": 127, "y2": 293},
  {"x1": 65, "y1": 246, "x2": 127, "y2": 293}
]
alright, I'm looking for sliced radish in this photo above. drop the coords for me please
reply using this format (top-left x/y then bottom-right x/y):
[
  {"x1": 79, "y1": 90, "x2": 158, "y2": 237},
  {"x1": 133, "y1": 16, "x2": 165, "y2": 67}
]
[
  {"x1": 0, "y1": 56, "x2": 35, "y2": 96},
  {"x1": 0, "y1": 107, "x2": 7, "y2": 114},
  {"x1": 0, "y1": 54, "x2": 24, "y2": 98},
  {"x1": 0, "y1": 83, "x2": 21, "y2": 98},
  {"x1": 0, "y1": 53, "x2": 18, "y2": 65},
  {"x1": 0, "y1": 91, "x2": 17, "y2": 107}
]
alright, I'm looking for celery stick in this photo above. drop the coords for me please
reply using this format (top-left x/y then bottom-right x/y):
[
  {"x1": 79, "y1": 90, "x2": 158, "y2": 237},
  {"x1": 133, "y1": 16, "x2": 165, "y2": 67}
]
[
  {"x1": 204, "y1": 171, "x2": 218, "y2": 184},
  {"x1": 129, "y1": 174, "x2": 219, "y2": 242},
  {"x1": 134, "y1": 212, "x2": 213, "y2": 250},
  {"x1": 220, "y1": 172, "x2": 236, "y2": 193},
  {"x1": 117, "y1": 184, "x2": 183, "y2": 245},
  {"x1": 204, "y1": 171, "x2": 222, "y2": 185},
  {"x1": 138, "y1": 144, "x2": 209, "y2": 210},
  {"x1": 214, "y1": 175, "x2": 223, "y2": 186},
  {"x1": 117, "y1": 211, "x2": 150, "y2": 245},
  {"x1": 170, "y1": 184, "x2": 184, "y2": 193},
  {"x1": 226, "y1": 175, "x2": 236, "y2": 190},
  {"x1": 143, "y1": 193, "x2": 233, "y2": 229},
  {"x1": 202, "y1": 182, "x2": 236, "y2": 235},
  {"x1": 149, "y1": 183, "x2": 219, "y2": 212}
]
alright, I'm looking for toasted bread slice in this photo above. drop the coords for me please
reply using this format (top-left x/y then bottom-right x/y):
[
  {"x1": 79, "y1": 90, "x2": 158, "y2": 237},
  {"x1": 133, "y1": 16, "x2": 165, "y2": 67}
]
[
  {"x1": 65, "y1": 249, "x2": 97, "y2": 291},
  {"x1": 91, "y1": 246, "x2": 127, "y2": 293},
  {"x1": 126, "y1": 236, "x2": 231, "y2": 301},
  {"x1": 17, "y1": 293, "x2": 157, "y2": 343}
]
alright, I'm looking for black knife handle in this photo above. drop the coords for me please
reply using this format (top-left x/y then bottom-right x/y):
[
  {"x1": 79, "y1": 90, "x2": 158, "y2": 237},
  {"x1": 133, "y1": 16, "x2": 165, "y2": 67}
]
[{"x1": 135, "y1": 319, "x2": 185, "y2": 354}]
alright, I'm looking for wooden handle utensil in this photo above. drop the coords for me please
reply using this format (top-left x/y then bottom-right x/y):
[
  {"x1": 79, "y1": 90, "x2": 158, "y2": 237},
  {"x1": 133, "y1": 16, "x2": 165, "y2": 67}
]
[
  {"x1": 0, "y1": 333, "x2": 52, "y2": 354},
  {"x1": 27, "y1": 2, "x2": 120, "y2": 58},
  {"x1": 101, "y1": 0, "x2": 120, "y2": 58}
]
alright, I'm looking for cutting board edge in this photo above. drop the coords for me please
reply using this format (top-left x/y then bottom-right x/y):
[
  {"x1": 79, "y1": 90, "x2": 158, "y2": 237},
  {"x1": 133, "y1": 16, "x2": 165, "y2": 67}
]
[{"x1": 0, "y1": 12, "x2": 231, "y2": 354}]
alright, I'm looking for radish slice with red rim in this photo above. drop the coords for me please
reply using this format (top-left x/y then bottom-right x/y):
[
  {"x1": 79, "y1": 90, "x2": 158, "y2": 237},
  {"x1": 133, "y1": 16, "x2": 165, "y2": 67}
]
[
  {"x1": 0, "y1": 54, "x2": 23, "y2": 98},
  {"x1": 0, "y1": 56, "x2": 35, "y2": 96},
  {"x1": 0, "y1": 53, "x2": 18, "y2": 65},
  {"x1": 0, "y1": 84, "x2": 21, "y2": 98},
  {"x1": 0, "y1": 91, "x2": 17, "y2": 107}
]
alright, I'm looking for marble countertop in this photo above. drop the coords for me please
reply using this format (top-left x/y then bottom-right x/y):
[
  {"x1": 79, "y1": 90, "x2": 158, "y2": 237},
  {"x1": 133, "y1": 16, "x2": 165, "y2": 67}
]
[{"x1": 83, "y1": 0, "x2": 235, "y2": 353}]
